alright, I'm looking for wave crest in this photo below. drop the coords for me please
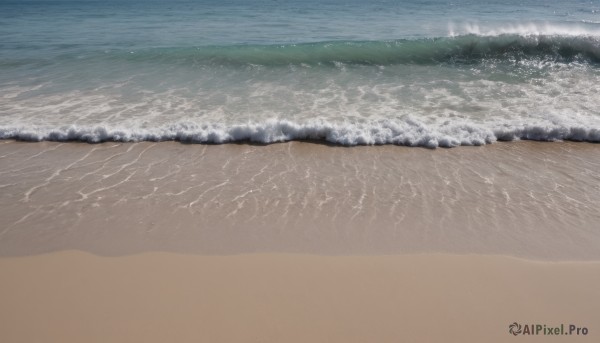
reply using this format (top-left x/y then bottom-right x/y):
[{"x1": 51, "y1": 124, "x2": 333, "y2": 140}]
[
  {"x1": 449, "y1": 22, "x2": 600, "y2": 37},
  {"x1": 94, "y1": 34, "x2": 600, "y2": 67}
]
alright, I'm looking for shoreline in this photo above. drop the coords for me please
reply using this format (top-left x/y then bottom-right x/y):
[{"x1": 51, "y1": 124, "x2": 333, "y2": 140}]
[{"x1": 2, "y1": 136, "x2": 600, "y2": 148}]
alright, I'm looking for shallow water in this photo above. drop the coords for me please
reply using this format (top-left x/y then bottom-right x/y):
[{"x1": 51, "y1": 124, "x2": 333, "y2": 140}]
[{"x1": 1, "y1": 141, "x2": 599, "y2": 259}]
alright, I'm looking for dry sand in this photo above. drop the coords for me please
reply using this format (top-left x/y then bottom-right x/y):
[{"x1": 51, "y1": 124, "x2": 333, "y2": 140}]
[{"x1": 0, "y1": 251, "x2": 598, "y2": 343}]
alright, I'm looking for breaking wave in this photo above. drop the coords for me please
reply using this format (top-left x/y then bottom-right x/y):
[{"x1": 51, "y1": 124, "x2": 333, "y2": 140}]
[
  {"x1": 2, "y1": 118, "x2": 599, "y2": 148},
  {"x1": 9, "y1": 34, "x2": 600, "y2": 67},
  {"x1": 96, "y1": 34, "x2": 600, "y2": 66}
]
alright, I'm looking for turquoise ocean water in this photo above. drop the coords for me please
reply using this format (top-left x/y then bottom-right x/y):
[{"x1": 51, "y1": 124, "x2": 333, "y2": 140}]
[{"x1": 1, "y1": 0, "x2": 600, "y2": 147}]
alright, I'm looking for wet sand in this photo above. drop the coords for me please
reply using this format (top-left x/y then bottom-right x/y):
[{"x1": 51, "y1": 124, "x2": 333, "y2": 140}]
[{"x1": 0, "y1": 140, "x2": 599, "y2": 259}]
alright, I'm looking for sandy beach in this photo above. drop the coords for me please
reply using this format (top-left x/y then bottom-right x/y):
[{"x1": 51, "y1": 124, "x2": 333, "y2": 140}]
[
  {"x1": 1, "y1": 140, "x2": 599, "y2": 342},
  {"x1": 1, "y1": 251, "x2": 598, "y2": 343}
]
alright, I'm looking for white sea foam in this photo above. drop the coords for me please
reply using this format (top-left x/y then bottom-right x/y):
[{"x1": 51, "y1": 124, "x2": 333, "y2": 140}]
[{"x1": 2, "y1": 116, "x2": 599, "y2": 148}]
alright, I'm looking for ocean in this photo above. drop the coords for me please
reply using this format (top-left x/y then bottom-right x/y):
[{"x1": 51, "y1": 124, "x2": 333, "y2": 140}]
[{"x1": 2, "y1": 0, "x2": 600, "y2": 147}]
